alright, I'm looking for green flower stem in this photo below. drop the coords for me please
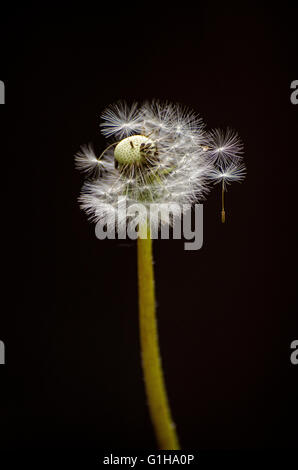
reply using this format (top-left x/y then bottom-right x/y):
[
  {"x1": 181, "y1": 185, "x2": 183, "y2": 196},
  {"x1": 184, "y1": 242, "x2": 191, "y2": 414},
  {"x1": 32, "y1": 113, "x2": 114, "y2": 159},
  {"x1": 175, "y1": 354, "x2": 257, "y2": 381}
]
[{"x1": 137, "y1": 222, "x2": 180, "y2": 450}]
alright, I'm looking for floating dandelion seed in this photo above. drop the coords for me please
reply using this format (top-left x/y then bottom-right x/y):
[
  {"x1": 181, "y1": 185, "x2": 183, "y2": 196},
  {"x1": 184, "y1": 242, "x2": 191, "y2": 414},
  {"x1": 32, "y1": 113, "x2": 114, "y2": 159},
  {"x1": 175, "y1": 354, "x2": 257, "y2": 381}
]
[
  {"x1": 208, "y1": 162, "x2": 247, "y2": 188},
  {"x1": 206, "y1": 128, "x2": 243, "y2": 164},
  {"x1": 208, "y1": 162, "x2": 246, "y2": 223},
  {"x1": 75, "y1": 100, "x2": 246, "y2": 450}
]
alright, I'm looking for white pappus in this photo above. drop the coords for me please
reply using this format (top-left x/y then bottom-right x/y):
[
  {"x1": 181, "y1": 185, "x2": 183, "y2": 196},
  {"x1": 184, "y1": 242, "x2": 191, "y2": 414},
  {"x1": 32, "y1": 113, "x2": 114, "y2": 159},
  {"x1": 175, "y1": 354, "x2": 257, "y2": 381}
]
[
  {"x1": 205, "y1": 128, "x2": 243, "y2": 164},
  {"x1": 75, "y1": 100, "x2": 246, "y2": 228},
  {"x1": 208, "y1": 161, "x2": 247, "y2": 190}
]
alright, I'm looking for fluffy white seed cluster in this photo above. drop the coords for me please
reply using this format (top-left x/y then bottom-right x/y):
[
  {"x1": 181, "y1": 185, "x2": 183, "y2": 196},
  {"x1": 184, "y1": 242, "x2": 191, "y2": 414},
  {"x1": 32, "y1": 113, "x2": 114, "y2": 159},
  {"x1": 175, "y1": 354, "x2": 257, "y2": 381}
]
[{"x1": 75, "y1": 101, "x2": 246, "y2": 228}]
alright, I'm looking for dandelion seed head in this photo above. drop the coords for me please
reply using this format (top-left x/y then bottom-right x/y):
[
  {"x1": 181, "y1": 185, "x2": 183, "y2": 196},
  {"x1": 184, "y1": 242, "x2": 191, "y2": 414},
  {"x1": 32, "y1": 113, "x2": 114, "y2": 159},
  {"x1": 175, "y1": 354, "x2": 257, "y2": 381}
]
[{"x1": 76, "y1": 101, "x2": 246, "y2": 227}]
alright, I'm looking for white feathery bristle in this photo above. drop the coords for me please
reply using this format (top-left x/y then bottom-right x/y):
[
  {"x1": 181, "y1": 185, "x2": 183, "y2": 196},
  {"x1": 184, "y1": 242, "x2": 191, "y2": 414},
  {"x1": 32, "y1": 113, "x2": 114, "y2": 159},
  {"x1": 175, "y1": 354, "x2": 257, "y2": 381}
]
[
  {"x1": 208, "y1": 162, "x2": 246, "y2": 189},
  {"x1": 100, "y1": 101, "x2": 142, "y2": 139},
  {"x1": 206, "y1": 128, "x2": 243, "y2": 164},
  {"x1": 75, "y1": 144, "x2": 99, "y2": 174},
  {"x1": 75, "y1": 144, "x2": 114, "y2": 177}
]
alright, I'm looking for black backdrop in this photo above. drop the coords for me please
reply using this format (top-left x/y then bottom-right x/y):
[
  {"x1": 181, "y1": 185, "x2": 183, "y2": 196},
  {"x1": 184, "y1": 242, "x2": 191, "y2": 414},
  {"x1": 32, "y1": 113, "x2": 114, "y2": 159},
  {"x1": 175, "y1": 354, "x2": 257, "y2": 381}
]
[{"x1": 0, "y1": 0, "x2": 297, "y2": 457}]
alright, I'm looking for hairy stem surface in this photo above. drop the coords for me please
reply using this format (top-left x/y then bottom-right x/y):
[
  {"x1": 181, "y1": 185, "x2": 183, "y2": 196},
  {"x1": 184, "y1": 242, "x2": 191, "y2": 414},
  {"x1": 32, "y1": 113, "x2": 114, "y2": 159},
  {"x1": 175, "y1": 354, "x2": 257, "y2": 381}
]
[{"x1": 137, "y1": 223, "x2": 180, "y2": 450}]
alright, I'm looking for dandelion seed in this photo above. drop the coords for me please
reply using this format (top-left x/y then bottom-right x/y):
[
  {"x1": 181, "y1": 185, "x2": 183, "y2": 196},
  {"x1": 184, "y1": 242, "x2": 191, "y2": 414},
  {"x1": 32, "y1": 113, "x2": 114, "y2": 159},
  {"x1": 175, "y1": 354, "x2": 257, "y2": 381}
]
[
  {"x1": 75, "y1": 144, "x2": 113, "y2": 178},
  {"x1": 208, "y1": 162, "x2": 246, "y2": 222},
  {"x1": 99, "y1": 101, "x2": 142, "y2": 139},
  {"x1": 206, "y1": 128, "x2": 243, "y2": 164}
]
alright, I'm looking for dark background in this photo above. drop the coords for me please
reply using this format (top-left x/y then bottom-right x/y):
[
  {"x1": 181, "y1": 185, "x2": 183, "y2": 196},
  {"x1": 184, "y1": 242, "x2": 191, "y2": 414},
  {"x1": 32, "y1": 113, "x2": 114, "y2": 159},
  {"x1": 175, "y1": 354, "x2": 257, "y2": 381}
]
[{"x1": 0, "y1": 0, "x2": 297, "y2": 457}]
